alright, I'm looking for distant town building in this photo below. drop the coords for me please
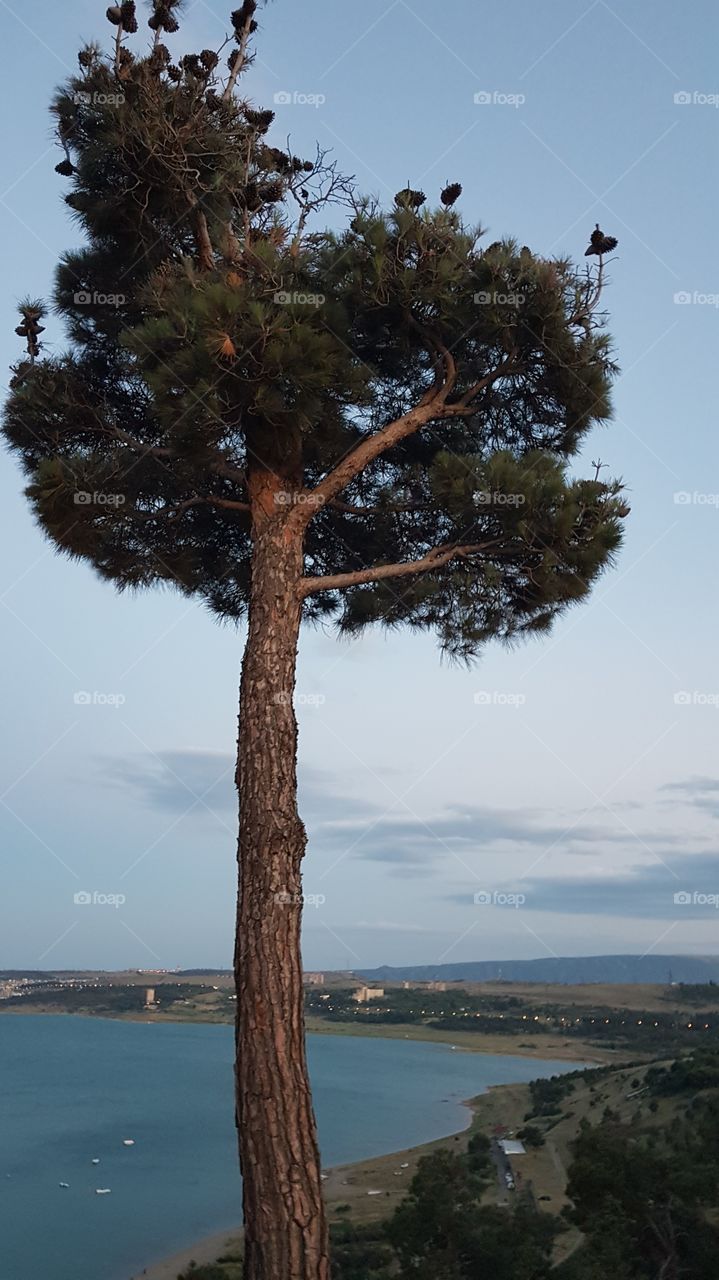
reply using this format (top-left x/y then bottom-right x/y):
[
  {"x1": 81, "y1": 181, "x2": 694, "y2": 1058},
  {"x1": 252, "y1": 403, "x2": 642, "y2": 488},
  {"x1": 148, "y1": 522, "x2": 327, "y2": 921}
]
[
  {"x1": 353, "y1": 986, "x2": 385, "y2": 1004},
  {"x1": 145, "y1": 987, "x2": 157, "y2": 1008},
  {"x1": 304, "y1": 973, "x2": 325, "y2": 986}
]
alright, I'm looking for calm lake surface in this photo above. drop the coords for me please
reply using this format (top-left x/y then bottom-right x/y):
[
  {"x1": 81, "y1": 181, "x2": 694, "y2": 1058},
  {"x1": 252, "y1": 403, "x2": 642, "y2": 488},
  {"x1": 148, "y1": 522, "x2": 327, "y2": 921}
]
[{"x1": 0, "y1": 1015, "x2": 581, "y2": 1280}]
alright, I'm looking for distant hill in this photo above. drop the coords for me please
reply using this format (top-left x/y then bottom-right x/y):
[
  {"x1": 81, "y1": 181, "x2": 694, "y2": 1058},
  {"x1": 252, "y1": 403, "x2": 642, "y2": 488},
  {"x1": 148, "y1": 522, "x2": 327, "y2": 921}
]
[
  {"x1": 177, "y1": 968, "x2": 232, "y2": 976},
  {"x1": 355, "y1": 955, "x2": 719, "y2": 986}
]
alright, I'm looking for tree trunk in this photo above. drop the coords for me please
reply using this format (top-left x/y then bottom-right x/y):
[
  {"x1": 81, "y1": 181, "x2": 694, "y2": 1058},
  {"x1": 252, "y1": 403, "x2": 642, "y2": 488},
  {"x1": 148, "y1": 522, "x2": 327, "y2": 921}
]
[{"x1": 234, "y1": 520, "x2": 330, "y2": 1280}]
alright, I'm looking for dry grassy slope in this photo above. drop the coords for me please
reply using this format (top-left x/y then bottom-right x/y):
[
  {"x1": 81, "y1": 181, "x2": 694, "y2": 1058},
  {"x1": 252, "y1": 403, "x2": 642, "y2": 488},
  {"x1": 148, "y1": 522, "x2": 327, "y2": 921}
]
[
  {"x1": 462, "y1": 981, "x2": 719, "y2": 1011},
  {"x1": 470, "y1": 1056, "x2": 686, "y2": 1261}
]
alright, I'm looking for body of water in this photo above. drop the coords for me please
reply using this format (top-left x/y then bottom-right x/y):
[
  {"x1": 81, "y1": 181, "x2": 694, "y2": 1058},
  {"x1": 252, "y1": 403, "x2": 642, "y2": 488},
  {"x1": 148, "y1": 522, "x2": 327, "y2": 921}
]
[{"x1": 0, "y1": 1015, "x2": 582, "y2": 1279}]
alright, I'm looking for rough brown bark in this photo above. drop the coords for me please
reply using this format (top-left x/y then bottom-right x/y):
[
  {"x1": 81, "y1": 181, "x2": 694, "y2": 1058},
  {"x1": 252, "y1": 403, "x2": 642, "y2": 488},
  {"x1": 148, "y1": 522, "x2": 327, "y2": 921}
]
[{"x1": 234, "y1": 487, "x2": 330, "y2": 1280}]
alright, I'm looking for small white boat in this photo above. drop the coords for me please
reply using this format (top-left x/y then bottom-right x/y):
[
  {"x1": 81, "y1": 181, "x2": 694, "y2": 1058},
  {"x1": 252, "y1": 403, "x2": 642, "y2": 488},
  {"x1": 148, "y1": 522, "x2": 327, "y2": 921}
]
[
  {"x1": 122, "y1": 1139, "x2": 135, "y2": 1147},
  {"x1": 400, "y1": 1162, "x2": 409, "y2": 1169},
  {"x1": 95, "y1": 1188, "x2": 112, "y2": 1195},
  {"x1": 91, "y1": 1159, "x2": 100, "y2": 1165},
  {"x1": 59, "y1": 1182, "x2": 70, "y2": 1188},
  {"x1": 367, "y1": 1189, "x2": 383, "y2": 1196}
]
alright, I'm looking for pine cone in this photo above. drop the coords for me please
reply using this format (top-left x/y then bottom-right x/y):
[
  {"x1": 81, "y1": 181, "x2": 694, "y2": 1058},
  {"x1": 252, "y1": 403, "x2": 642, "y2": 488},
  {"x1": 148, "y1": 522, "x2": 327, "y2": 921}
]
[
  {"x1": 54, "y1": 159, "x2": 75, "y2": 177},
  {"x1": 106, "y1": 5, "x2": 122, "y2": 25},
  {"x1": 120, "y1": 2, "x2": 137, "y2": 32},
  {"x1": 182, "y1": 54, "x2": 203, "y2": 78},
  {"x1": 265, "y1": 148, "x2": 292, "y2": 174},
  {"x1": 440, "y1": 182, "x2": 462, "y2": 207},
  {"x1": 394, "y1": 188, "x2": 426, "y2": 209},
  {"x1": 245, "y1": 108, "x2": 275, "y2": 132},
  {"x1": 231, "y1": 1, "x2": 257, "y2": 31},
  {"x1": 200, "y1": 49, "x2": 219, "y2": 71},
  {"x1": 149, "y1": 6, "x2": 179, "y2": 33},
  {"x1": 148, "y1": 45, "x2": 170, "y2": 74},
  {"x1": 258, "y1": 180, "x2": 284, "y2": 203}
]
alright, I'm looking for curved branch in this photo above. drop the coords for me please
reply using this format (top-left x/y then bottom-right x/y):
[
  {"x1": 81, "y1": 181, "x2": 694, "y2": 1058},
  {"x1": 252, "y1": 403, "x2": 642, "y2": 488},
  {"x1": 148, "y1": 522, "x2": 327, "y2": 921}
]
[
  {"x1": 288, "y1": 398, "x2": 451, "y2": 528},
  {"x1": 299, "y1": 539, "x2": 498, "y2": 597},
  {"x1": 134, "y1": 494, "x2": 250, "y2": 522},
  {"x1": 223, "y1": 11, "x2": 254, "y2": 102},
  {"x1": 451, "y1": 353, "x2": 518, "y2": 410},
  {"x1": 291, "y1": 345, "x2": 515, "y2": 528}
]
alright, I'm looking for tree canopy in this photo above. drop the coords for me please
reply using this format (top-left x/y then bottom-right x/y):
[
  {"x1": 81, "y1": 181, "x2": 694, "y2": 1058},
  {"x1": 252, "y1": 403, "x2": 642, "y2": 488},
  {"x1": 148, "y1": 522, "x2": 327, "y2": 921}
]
[{"x1": 3, "y1": 0, "x2": 627, "y2": 660}]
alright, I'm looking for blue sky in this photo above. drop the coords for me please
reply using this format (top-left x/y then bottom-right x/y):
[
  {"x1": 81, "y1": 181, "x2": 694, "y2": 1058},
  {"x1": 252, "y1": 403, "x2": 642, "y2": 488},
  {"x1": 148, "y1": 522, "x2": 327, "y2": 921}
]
[{"x1": 1, "y1": 0, "x2": 718, "y2": 971}]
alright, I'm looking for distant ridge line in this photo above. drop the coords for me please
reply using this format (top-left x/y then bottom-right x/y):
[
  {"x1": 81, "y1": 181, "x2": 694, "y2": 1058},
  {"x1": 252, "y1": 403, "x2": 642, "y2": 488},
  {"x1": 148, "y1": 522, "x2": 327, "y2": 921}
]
[{"x1": 354, "y1": 954, "x2": 719, "y2": 986}]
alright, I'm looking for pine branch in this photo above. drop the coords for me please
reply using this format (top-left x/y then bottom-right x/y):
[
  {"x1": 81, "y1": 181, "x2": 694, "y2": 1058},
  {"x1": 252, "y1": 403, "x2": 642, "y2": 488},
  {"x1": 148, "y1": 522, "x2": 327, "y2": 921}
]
[
  {"x1": 192, "y1": 204, "x2": 215, "y2": 271},
  {"x1": 289, "y1": 399, "x2": 449, "y2": 528},
  {"x1": 451, "y1": 353, "x2": 518, "y2": 410},
  {"x1": 299, "y1": 540, "x2": 499, "y2": 597},
  {"x1": 134, "y1": 494, "x2": 251, "y2": 522},
  {"x1": 223, "y1": 6, "x2": 256, "y2": 102},
  {"x1": 292, "y1": 346, "x2": 516, "y2": 524}
]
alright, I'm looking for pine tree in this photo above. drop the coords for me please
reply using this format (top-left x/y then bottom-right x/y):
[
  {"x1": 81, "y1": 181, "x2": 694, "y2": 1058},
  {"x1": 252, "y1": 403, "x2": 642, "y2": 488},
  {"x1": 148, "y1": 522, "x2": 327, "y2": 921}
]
[{"x1": 2, "y1": 6, "x2": 628, "y2": 1278}]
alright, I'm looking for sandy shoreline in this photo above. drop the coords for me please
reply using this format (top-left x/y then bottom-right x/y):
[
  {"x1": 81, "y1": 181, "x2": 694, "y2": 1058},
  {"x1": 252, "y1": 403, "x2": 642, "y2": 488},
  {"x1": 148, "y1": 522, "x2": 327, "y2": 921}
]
[
  {"x1": 130, "y1": 1096, "x2": 479, "y2": 1280},
  {"x1": 129, "y1": 1226, "x2": 243, "y2": 1280},
  {"x1": 2, "y1": 1008, "x2": 609, "y2": 1066}
]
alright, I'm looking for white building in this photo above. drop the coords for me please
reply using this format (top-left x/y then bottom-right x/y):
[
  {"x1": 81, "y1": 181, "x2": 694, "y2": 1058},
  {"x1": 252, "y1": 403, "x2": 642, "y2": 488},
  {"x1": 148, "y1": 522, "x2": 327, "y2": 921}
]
[{"x1": 353, "y1": 986, "x2": 385, "y2": 1004}]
